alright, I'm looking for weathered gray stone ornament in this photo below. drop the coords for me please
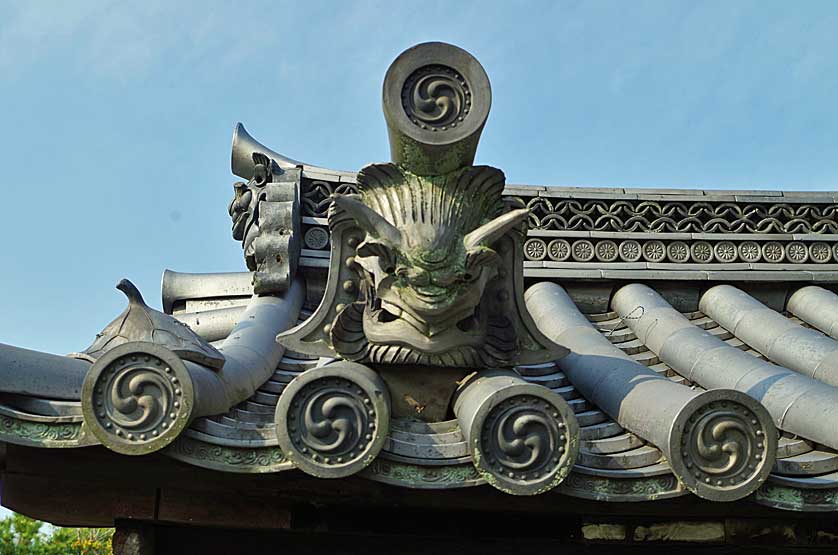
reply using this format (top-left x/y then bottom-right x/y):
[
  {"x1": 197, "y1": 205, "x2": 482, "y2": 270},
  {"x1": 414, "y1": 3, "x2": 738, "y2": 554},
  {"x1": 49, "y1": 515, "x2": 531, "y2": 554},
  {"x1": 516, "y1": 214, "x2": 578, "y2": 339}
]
[
  {"x1": 278, "y1": 42, "x2": 566, "y2": 370},
  {"x1": 326, "y1": 167, "x2": 537, "y2": 367},
  {"x1": 667, "y1": 389, "x2": 776, "y2": 502},
  {"x1": 453, "y1": 370, "x2": 579, "y2": 496},
  {"x1": 80, "y1": 279, "x2": 304, "y2": 456},
  {"x1": 383, "y1": 42, "x2": 491, "y2": 176},
  {"x1": 81, "y1": 341, "x2": 195, "y2": 455},
  {"x1": 275, "y1": 361, "x2": 391, "y2": 478},
  {"x1": 79, "y1": 279, "x2": 225, "y2": 369},
  {"x1": 231, "y1": 122, "x2": 309, "y2": 179},
  {"x1": 228, "y1": 148, "x2": 301, "y2": 295}
]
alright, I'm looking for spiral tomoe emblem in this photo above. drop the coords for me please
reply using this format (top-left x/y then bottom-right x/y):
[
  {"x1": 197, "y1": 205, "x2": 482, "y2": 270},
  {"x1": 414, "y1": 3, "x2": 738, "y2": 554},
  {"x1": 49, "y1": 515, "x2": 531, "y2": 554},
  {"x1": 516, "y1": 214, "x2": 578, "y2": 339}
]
[
  {"x1": 297, "y1": 380, "x2": 370, "y2": 458},
  {"x1": 402, "y1": 64, "x2": 470, "y2": 131},
  {"x1": 108, "y1": 367, "x2": 175, "y2": 430},
  {"x1": 275, "y1": 362, "x2": 391, "y2": 478},
  {"x1": 82, "y1": 342, "x2": 193, "y2": 455},
  {"x1": 669, "y1": 390, "x2": 776, "y2": 502},
  {"x1": 458, "y1": 377, "x2": 579, "y2": 496},
  {"x1": 483, "y1": 396, "x2": 566, "y2": 475}
]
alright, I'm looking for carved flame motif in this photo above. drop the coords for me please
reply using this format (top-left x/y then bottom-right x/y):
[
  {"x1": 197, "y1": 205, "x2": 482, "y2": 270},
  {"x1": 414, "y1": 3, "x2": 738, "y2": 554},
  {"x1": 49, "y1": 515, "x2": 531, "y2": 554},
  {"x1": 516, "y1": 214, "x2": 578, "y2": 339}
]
[{"x1": 331, "y1": 163, "x2": 528, "y2": 367}]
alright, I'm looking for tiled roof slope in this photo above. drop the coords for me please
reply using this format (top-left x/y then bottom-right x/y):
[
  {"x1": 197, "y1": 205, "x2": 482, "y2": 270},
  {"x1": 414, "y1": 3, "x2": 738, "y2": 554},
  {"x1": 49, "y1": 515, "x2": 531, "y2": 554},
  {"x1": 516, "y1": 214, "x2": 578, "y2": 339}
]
[
  {"x1": 3, "y1": 174, "x2": 838, "y2": 509},
  {"x1": 5, "y1": 281, "x2": 838, "y2": 511}
]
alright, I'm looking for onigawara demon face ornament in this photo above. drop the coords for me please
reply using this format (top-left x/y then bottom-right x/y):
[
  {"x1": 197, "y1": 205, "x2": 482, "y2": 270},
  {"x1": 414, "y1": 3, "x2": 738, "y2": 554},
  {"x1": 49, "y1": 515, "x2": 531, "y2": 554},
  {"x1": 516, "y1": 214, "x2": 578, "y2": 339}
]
[
  {"x1": 277, "y1": 42, "x2": 565, "y2": 368},
  {"x1": 331, "y1": 163, "x2": 530, "y2": 363}
]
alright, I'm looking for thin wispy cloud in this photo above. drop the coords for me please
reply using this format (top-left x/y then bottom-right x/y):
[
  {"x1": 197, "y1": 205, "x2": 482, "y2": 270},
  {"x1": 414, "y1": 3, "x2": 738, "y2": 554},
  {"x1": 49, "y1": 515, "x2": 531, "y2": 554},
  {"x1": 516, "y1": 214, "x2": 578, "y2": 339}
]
[{"x1": 0, "y1": 1, "x2": 304, "y2": 82}]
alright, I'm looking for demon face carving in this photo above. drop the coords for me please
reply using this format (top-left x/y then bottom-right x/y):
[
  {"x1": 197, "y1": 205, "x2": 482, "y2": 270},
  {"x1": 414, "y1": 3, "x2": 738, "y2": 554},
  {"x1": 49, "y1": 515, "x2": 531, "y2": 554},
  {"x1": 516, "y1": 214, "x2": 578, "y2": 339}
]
[
  {"x1": 228, "y1": 153, "x2": 299, "y2": 294},
  {"x1": 329, "y1": 163, "x2": 529, "y2": 366}
]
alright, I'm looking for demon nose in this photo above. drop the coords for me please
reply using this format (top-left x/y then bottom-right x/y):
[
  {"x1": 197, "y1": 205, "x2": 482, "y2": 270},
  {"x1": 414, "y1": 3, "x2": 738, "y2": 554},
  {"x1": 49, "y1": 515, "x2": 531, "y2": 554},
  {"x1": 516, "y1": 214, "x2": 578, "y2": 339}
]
[
  {"x1": 408, "y1": 269, "x2": 431, "y2": 287},
  {"x1": 432, "y1": 271, "x2": 459, "y2": 287}
]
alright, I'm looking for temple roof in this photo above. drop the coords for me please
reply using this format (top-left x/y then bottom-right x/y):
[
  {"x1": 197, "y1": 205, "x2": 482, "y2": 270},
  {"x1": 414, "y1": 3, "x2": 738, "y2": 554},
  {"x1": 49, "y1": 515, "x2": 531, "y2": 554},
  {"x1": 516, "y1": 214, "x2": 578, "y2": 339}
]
[
  {"x1": 4, "y1": 145, "x2": 838, "y2": 510},
  {"x1": 4, "y1": 42, "x2": 838, "y2": 523},
  {"x1": 4, "y1": 267, "x2": 838, "y2": 512}
]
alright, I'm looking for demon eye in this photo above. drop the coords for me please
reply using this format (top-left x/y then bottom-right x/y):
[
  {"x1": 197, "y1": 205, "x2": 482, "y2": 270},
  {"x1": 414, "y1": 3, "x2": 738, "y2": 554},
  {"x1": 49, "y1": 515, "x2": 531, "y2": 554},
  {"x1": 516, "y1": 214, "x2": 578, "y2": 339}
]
[
  {"x1": 395, "y1": 266, "x2": 408, "y2": 278},
  {"x1": 459, "y1": 269, "x2": 479, "y2": 283},
  {"x1": 253, "y1": 164, "x2": 268, "y2": 185},
  {"x1": 357, "y1": 241, "x2": 397, "y2": 273}
]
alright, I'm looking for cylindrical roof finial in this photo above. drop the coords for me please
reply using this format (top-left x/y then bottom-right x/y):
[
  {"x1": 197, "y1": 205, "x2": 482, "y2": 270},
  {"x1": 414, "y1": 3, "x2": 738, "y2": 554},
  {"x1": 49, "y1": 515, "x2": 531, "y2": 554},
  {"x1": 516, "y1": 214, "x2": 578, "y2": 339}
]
[{"x1": 382, "y1": 42, "x2": 491, "y2": 175}]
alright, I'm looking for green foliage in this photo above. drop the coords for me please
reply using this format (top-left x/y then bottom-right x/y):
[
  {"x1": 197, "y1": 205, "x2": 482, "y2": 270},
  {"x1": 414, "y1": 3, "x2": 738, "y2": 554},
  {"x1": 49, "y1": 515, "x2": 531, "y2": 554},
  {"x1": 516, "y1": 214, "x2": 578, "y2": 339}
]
[{"x1": 0, "y1": 513, "x2": 112, "y2": 555}]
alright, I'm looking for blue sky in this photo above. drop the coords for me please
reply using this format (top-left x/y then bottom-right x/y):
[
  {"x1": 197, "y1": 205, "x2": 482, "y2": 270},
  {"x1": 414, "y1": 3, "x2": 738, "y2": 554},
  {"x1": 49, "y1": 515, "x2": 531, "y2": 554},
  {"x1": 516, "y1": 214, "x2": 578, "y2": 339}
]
[{"x1": 1, "y1": 0, "x2": 837, "y2": 356}]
